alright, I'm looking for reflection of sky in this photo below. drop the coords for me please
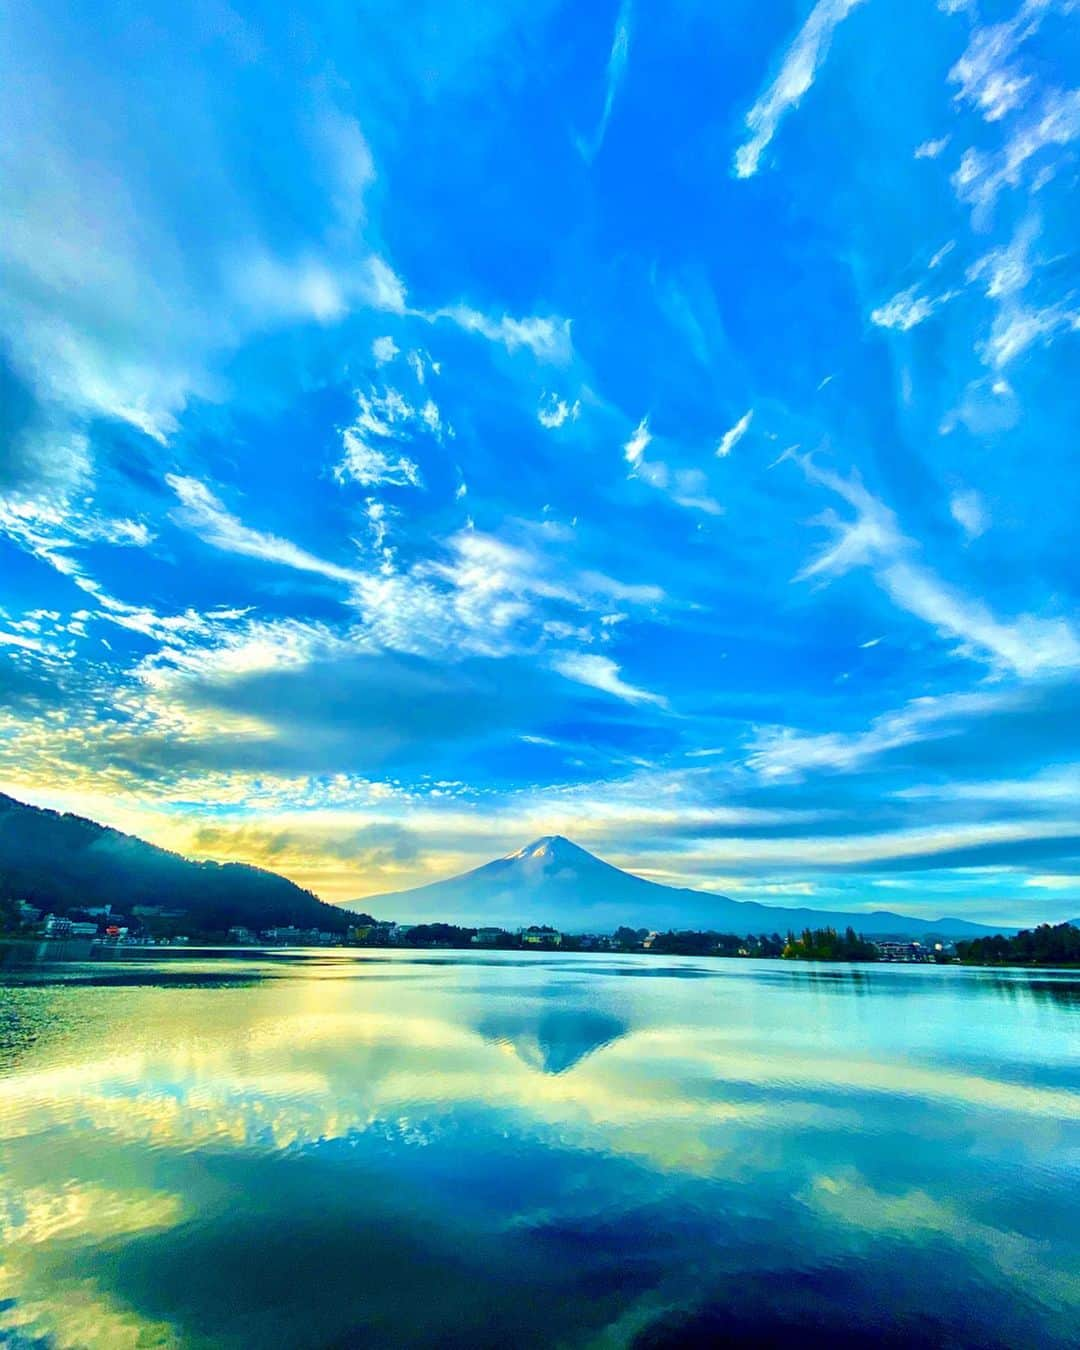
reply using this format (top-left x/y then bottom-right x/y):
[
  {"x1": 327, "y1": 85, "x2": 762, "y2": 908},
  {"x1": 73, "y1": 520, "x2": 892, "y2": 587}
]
[{"x1": 1, "y1": 952, "x2": 1078, "y2": 1347}]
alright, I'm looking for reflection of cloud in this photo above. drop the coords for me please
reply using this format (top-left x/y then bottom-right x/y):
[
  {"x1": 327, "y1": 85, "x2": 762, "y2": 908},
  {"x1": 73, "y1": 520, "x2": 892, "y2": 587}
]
[
  {"x1": 0, "y1": 1181, "x2": 186, "y2": 1348},
  {"x1": 801, "y1": 1169, "x2": 1079, "y2": 1314}
]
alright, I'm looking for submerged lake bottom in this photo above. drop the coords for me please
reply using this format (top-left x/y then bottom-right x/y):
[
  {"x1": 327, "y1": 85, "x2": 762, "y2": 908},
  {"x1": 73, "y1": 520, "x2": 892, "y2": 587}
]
[{"x1": 0, "y1": 947, "x2": 1077, "y2": 1348}]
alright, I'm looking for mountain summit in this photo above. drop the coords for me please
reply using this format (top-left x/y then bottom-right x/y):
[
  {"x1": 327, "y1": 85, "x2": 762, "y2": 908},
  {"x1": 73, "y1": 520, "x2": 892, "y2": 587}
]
[{"x1": 347, "y1": 835, "x2": 1005, "y2": 939}]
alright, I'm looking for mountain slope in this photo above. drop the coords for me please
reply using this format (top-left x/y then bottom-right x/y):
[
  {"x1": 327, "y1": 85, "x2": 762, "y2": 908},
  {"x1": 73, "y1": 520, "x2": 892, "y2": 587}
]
[
  {"x1": 0, "y1": 792, "x2": 348, "y2": 933},
  {"x1": 346, "y1": 835, "x2": 1011, "y2": 938}
]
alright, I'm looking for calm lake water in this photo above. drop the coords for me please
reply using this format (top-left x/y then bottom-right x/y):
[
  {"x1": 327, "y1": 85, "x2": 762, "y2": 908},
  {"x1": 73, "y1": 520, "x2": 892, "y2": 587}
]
[{"x1": 0, "y1": 947, "x2": 1077, "y2": 1348}]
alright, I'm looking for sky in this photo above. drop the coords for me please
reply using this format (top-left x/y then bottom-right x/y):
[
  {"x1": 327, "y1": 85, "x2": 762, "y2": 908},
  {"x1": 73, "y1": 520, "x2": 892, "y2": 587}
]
[{"x1": 0, "y1": 0, "x2": 1078, "y2": 925}]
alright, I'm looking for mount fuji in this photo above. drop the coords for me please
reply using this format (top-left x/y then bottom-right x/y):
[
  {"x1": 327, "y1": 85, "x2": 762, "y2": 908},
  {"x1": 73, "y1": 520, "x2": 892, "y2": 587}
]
[{"x1": 343, "y1": 835, "x2": 1008, "y2": 939}]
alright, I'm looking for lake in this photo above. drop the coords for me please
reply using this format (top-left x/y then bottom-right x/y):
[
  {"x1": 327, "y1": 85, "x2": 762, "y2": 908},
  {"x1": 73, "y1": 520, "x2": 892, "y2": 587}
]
[{"x1": 1, "y1": 947, "x2": 1077, "y2": 1348}]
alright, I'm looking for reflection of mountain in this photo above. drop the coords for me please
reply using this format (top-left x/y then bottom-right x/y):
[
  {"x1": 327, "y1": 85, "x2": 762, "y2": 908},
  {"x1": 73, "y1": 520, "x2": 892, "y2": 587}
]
[
  {"x1": 476, "y1": 1006, "x2": 627, "y2": 1074},
  {"x1": 349, "y1": 835, "x2": 1012, "y2": 938}
]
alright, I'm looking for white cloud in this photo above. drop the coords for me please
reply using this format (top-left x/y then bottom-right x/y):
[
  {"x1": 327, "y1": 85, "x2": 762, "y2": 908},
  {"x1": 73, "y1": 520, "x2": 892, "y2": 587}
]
[
  {"x1": 579, "y1": 0, "x2": 633, "y2": 161},
  {"x1": 333, "y1": 387, "x2": 440, "y2": 488},
  {"x1": 915, "y1": 136, "x2": 951, "y2": 159},
  {"x1": 950, "y1": 488, "x2": 989, "y2": 541},
  {"x1": 980, "y1": 301, "x2": 1078, "y2": 368},
  {"x1": 336, "y1": 431, "x2": 420, "y2": 489},
  {"x1": 537, "y1": 393, "x2": 581, "y2": 429},
  {"x1": 1023, "y1": 873, "x2": 1079, "y2": 890},
  {"x1": 897, "y1": 766, "x2": 1080, "y2": 805},
  {"x1": 733, "y1": 0, "x2": 867, "y2": 178},
  {"x1": 949, "y1": 13, "x2": 1036, "y2": 122},
  {"x1": 427, "y1": 306, "x2": 572, "y2": 361},
  {"x1": 871, "y1": 285, "x2": 956, "y2": 331},
  {"x1": 796, "y1": 458, "x2": 1080, "y2": 677},
  {"x1": 361, "y1": 256, "x2": 408, "y2": 313},
  {"x1": 0, "y1": 630, "x2": 47, "y2": 654},
  {"x1": 928, "y1": 240, "x2": 956, "y2": 269},
  {"x1": 968, "y1": 216, "x2": 1037, "y2": 298},
  {"x1": 166, "y1": 475, "x2": 364, "y2": 586},
  {"x1": 372, "y1": 336, "x2": 399, "y2": 364},
  {"x1": 746, "y1": 688, "x2": 1018, "y2": 781},
  {"x1": 551, "y1": 652, "x2": 667, "y2": 707},
  {"x1": 623, "y1": 416, "x2": 651, "y2": 467},
  {"x1": 716, "y1": 409, "x2": 753, "y2": 458},
  {"x1": 953, "y1": 86, "x2": 1080, "y2": 214}
]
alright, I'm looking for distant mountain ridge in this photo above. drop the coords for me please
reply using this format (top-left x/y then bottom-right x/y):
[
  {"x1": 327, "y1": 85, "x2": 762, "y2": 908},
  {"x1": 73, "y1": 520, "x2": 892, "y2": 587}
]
[
  {"x1": 0, "y1": 792, "x2": 348, "y2": 933},
  {"x1": 347, "y1": 835, "x2": 1016, "y2": 939}
]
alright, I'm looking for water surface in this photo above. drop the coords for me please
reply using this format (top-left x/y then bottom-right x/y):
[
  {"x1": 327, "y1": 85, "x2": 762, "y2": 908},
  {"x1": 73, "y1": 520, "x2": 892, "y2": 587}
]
[{"x1": 1, "y1": 947, "x2": 1077, "y2": 1347}]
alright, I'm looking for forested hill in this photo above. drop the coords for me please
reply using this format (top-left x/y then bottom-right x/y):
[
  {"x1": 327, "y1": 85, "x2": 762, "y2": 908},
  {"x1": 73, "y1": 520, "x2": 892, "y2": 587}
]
[{"x1": 0, "y1": 792, "x2": 348, "y2": 933}]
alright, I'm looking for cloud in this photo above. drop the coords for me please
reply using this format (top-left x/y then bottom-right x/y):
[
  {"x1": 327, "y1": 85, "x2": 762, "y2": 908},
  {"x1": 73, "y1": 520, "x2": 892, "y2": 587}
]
[
  {"x1": 1023, "y1": 873, "x2": 1078, "y2": 890},
  {"x1": 578, "y1": 0, "x2": 633, "y2": 162},
  {"x1": 733, "y1": 0, "x2": 867, "y2": 178},
  {"x1": 333, "y1": 388, "x2": 428, "y2": 488},
  {"x1": 623, "y1": 416, "x2": 651, "y2": 467},
  {"x1": 426, "y1": 307, "x2": 572, "y2": 361},
  {"x1": 950, "y1": 488, "x2": 988, "y2": 541},
  {"x1": 870, "y1": 285, "x2": 956, "y2": 331},
  {"x1": 949, "y1": 10, "x2": 1037, "y2": 123},
  {"x1": 716, "y1": 409, "x2": 753, "y2": 458},
  {"x1": 537, "y1": 393, "x2": 581, "y2": 429},
  {"x1": 372, "y1": 336, "x2": 399, "y2": 365},
  {"x1": 796, "y1": 459, "x2": 1080, "y2": 677},
  {"x1": 166, "y1": 475, "x2": 364, "y2": 587},
  {"x1": 745, "y1": 688, "x2": 1016, "y2": 781},
  {"x1": 952, "y1": 86, "x2": 1080, "y2": 214},
  {"x1": 915, "y1": 136, "x2": 951, "y2": 159},
  {"x1": 551, "y1": 652, "x2": 667, "y2": 706}
]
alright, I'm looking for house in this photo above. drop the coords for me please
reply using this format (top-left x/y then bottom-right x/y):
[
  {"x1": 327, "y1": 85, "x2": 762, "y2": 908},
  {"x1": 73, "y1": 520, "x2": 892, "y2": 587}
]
[
  {"x1": 16, "y1": 900, "x2": 41, "y2": 924},
  {"x1": 228, "y1": 926, "x2": 255, "y2": 943},
  {"x1": 520, "y1": 925, "x2": 562, "y2": 946},
  {"x1": 42, "y1": 914, "x2": 73, "y2": 937},
  {"x1": 68, "y1": 921, "x2": 99, "y2": 937},
  {"x1": 874, "y1": 940, "x2": 928, "y2": 962},
  {"x1": 471, "y1": 927, "x2": 509, "y2": 945}
]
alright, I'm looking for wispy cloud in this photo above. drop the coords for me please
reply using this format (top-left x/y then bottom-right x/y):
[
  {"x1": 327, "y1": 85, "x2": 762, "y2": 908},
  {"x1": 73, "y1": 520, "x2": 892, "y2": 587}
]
[
  {"x1": 950, "y1": 488, "x2": 989, "y2": 542},
  {"x1": 716, "y1": 409, "x2": 753, "y2": 458},
  {"x1": 734, "y1": 0, "x2": 867, "y2": 178},
  {"x1": 426, "y1": 307, "x2": 572, "y2": 361},
  {"x1": 623, "y1": 416, "x2": 651, "y2": 466},
  {"x1": 578, "y1": 0, "x2": 633, "y2": 162},
  {"x1": 953, "y1": 86, "x2": 1080, "y2": 215},
  {"x1": 915, "y1": 135, "x2": 951, "y2": 160},
  {"x1": 333, "y1": 388, "x2": 430, "y2": 488},
  {"x1": 551, "y1": 652, "x2": 667, "y2": 706},
  {"x1": 537, "y1": 393, "x2": 581, "y2": 429},
  {"x1": 745, "y1": 688, "x2": 1015, "y2": 781},
  {"x1": 166, "y1": 476, "x2": 364, "y2": 587},
  {"x1": 870, "y1": 285, "x2": 956, "y2": 331},
  {"x1": 796, "y1": 459, "x2": 1080, "y2": 677}
]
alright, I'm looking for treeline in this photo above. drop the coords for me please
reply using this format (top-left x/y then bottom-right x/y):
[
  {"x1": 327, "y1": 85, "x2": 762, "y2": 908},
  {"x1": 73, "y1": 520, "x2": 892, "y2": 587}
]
[
  {"x1": 638, "y1": 931, "x2": 786, "y2": 958},
  {"x1": 781, "y1": 927, "x2": 879, "y2": 962},
  {"x1": 0, "y1": 792, "x2": 349, "y2": 935},
  {"x1": 956, "y1": 922, "x2": 1080, "y2": 967}
]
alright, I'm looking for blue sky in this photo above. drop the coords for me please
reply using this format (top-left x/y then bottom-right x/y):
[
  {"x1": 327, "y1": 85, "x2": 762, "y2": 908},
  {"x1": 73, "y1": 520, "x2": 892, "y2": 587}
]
[{"x1": 1, "y1": 0, "x2": 1078, "y2": 923}]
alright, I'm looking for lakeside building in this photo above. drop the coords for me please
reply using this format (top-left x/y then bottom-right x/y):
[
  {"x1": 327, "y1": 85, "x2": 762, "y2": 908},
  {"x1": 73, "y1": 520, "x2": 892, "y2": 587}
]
[
  {"x1": 471, "y1": 927, "x2": 510, "y2": 945},
  {"x1": 519, "y1": 925, "x2": 562, "y2": 946},
  {"x1": 874, "y1": 940, "x2": 934, "y2": 962}
]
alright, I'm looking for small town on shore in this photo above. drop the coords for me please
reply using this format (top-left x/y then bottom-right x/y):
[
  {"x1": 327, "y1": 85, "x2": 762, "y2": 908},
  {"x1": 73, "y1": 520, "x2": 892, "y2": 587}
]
[{"x1": 6, "y1": 897, "x2": 1078, "y2": 965}]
